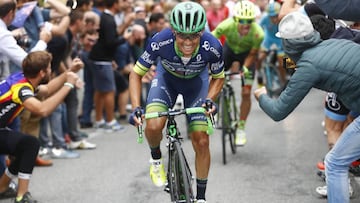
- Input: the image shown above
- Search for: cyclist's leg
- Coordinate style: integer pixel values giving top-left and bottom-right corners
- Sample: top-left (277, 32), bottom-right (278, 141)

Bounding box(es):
top-left (182, 70), bottom-right (210, 200)
top-left (239, 53), bottom-right (255, 131)
top-left (145, 104), bottom-right (168, 187)
top-left (225, 49), bottom-right (254, 145)
top-left (145, 69), bottom-right (178, 187)
top-left (191, 131), bottom-right (210, 201)
top-left (145, 67), bottom-right (179, 151)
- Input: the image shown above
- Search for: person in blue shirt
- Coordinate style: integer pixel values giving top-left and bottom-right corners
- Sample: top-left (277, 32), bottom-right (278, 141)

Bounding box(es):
top-left (128, 2), bottom-right (224, 202)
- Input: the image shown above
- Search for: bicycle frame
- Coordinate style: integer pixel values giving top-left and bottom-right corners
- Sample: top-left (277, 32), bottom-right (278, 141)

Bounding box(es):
top-left (137, 107), bottom-right (213, 203)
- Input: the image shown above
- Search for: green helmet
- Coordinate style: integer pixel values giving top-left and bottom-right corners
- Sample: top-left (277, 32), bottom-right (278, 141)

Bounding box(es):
top-left (170, 2), bottom-right (207, 34)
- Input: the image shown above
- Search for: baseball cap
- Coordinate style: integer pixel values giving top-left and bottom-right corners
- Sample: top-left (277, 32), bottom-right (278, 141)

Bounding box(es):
top-left (276, 12), bottom-right (314, 39)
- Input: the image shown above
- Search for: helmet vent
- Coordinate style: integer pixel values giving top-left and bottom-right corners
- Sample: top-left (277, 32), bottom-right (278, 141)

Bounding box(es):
top-left (186, 13), bottom-right (191, 32)
top-left (178, 11), bottom-right (184, 31)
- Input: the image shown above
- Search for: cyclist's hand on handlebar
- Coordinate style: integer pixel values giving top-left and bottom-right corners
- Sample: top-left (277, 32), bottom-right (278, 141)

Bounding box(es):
top-left (202, 98), bottom-right (218, 115)
top-left (128, 106), bottom-right (144, 126)
top-left (242, 66), bottom-right (252, 80)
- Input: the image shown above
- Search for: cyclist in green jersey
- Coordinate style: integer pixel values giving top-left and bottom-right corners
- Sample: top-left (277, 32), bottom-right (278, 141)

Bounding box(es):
top-left (212, 0), bottom-right (264, 146)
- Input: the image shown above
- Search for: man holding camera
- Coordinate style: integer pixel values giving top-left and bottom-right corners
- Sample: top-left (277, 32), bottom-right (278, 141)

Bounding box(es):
top-left (0, 0), bottom-right (52, 80)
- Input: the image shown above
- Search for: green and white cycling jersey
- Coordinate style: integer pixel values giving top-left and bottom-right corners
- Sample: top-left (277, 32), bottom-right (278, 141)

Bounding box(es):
top-left (212, 18), bottom-right (264, 54)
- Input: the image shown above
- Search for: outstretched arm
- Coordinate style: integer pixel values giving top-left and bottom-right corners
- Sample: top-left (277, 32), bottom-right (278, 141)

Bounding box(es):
top-left (23, 72), bottom-right (79, 117)
top-left (38, 58), bottom-right (84, 96)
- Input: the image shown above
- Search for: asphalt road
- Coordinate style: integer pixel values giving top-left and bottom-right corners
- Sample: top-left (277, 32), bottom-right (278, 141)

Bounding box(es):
top-left (1, 79), bottom-right (359, 203)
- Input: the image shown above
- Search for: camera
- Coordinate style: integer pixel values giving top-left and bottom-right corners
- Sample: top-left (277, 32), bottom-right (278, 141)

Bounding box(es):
top-left (16, 35), bottom-right (32, 49)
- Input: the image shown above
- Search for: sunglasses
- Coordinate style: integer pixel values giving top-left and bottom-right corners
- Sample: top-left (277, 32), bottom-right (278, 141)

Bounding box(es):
top-left (237, 19), bottom-right (254, 25)
top-left (175, 32), bottom-right (202, 40)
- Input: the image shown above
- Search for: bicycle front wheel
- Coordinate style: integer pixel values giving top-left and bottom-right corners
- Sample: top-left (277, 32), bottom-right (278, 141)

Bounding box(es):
top-left (168, 141), bottom-right (194, 203)
top-left (220, 92), bottom-right (230, 165)
top-left (228, 91), bottom-right (238, 154)
top-left (265, 64), bottom-right (282, 98)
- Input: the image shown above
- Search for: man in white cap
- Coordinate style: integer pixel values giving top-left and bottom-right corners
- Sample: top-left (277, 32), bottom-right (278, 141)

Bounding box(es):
top-left (254, 11), bottom-right (360, 203)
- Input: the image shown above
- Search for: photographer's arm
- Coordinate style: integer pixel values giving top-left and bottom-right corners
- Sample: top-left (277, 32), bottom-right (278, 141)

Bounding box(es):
top-left (0, 30), bottom-right (27, 67)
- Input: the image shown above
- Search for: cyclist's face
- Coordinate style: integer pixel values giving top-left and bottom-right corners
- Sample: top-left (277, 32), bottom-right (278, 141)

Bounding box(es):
top-left (174, 32), bottom-right (202, 57)
top-left (270, 15), bottom-right (279, 24)
top-left (237, 19), bottom-right (254, 36)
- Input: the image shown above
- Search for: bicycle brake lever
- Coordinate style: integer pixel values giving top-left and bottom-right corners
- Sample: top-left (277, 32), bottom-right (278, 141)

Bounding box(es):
top-left (205, 100), bottom-right (216, 129)
top-left (135, 111), bottom-right (143, 144)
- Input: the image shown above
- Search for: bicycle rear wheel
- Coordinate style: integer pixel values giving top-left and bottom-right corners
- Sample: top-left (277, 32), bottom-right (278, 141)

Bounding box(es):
top-left (168, 141), bottom-right (194, 203)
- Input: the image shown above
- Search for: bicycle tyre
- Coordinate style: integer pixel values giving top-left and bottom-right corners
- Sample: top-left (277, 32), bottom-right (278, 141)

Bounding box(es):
top-left (228, 91), bottom-right (238, 154)
top-left (221, 91), bottom-right (230, 165)
top-left (168, 141), bottom-right (194, 203)
top-left (265, 63), bottom-right (282, 98)
top-left (215, 91), bottom-right (223, 128)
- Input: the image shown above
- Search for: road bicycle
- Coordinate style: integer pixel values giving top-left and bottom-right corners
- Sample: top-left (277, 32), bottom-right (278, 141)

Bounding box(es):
top-left (260, 46), bottom-right (285, 98)
top-left (215, 71), bottom-right (242, 165)
top-left (136, 107), bottom-right (214, 203)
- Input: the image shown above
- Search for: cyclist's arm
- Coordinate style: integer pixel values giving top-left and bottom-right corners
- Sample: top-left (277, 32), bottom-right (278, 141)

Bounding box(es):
top-left (129, 63), bottom-right (145, 110)
top-left (208, 77), bottom-right (224, 101)
top-left (243, 48), bottom-right (259, 68)
top-left (257, 65), bottom-right (316, 121)
top-left (23, 85), bottom-right (73, 117)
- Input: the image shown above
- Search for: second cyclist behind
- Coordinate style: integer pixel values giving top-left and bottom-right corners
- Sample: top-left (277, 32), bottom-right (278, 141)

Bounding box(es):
top-left (257, 1), bottom-right (287, 89)
top-left (212, 0), bottom-right (264, 146)
top-left (128, 2), bottom-right (225, 203)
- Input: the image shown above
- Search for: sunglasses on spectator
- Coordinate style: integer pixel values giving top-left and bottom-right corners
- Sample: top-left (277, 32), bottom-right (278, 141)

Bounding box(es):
top-left (175, 32), bottom-right (202, 40)
top-left (237, 19), bottom-right (254, 25)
